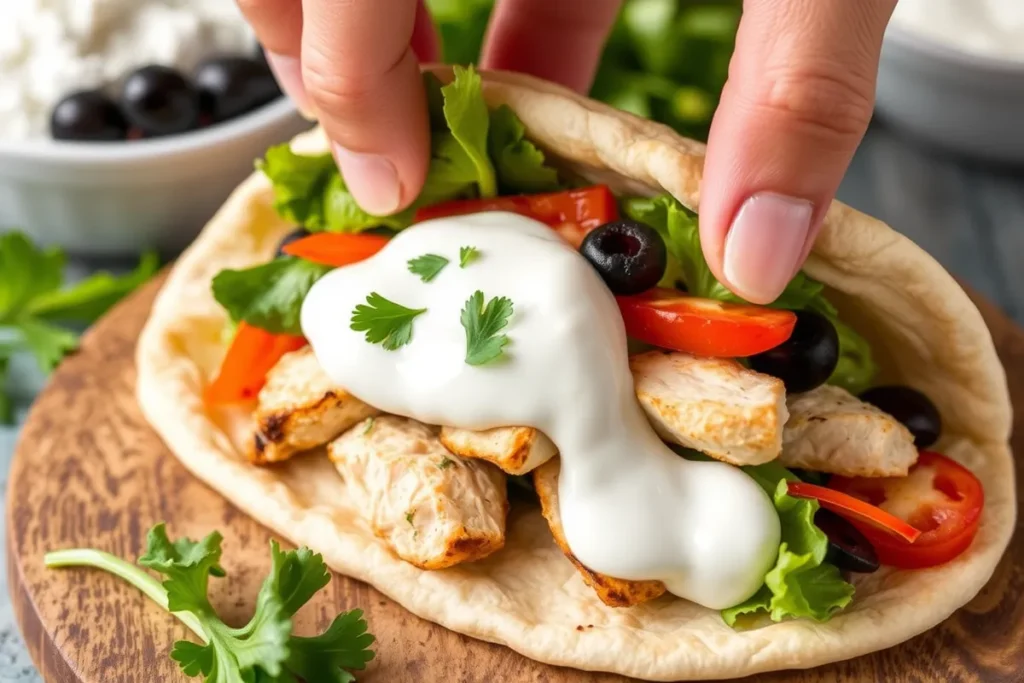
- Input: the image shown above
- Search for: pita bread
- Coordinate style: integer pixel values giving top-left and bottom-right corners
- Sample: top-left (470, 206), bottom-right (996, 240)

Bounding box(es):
top-left (136, 68), bottom-right (1016, 680)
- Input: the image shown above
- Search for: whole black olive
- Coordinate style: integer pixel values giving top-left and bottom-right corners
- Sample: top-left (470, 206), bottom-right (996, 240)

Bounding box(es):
top-left (120, 65), bottom-right (201, 137)
top-left (50, 90), bottom-right (128, 142)
top-left (815, 508), bottom-right (879, 574)
top-left (860, 385), bottom-right (941, 447)
top-left (749, 311), bottom-right (839, 393)
top-left (580, 220), bottom-right (667, 295)
top-left (195, 56), bottom-right (282, 123)
top-left (276, 227), bottom-right (311, 256)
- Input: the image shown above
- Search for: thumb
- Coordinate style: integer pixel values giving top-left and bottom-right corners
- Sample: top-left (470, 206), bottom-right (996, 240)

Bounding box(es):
top-left (300, 0), bottom-right (430, 216)
top-left (698, 0), bottom-right (896, 304)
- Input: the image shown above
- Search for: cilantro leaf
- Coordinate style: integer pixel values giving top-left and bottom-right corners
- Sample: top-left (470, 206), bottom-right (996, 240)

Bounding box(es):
top-left (0, 231), bottom-right (156, 395)
top-left (407, 254), bottom-right (450, 283)
top-left (264, 541), bottom-right (331, 618)
top-left (350, 293), bottom-right (427, 350)
top-left (459, 246), bottom-right (479, 268)
top-left (461, 290), bottom-right (513, 365)
top-left (722, 467), bottom-right (854, 626)
top-left (487, 105), bottom-right (560, 194)
top-left (0, 233), bottom-right (65, 320)
top-left (285, 609), bottom-right (375, 683)
top-left (0, 358), bottom-right (11, 424)
top-left (15, 319), bottom-right (80, 373)
top-left (47, 524), bottom-right (376, 683)
top-left (28, 251), bottom-right (160, 323)
top-left (441, 65), bottom-right (497, 198)
top-left (622, 194), bottom-right (877, 393)
top-left (137, 524), bottom-right (227, 612)
top-left (212, 258), bottom-right (331, 335)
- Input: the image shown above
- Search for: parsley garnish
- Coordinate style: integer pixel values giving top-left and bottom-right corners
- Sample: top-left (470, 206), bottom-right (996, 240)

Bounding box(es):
top-left (405, 511), bottom-right (415, 526)
top-left (459, 246), bottom-right (480, 268)
top-left (44, 523), bottom-right (375, 683)
top-left (461, 290), bottom-right (513, 366)
top-left (350, 293), bottom-right (427, 351)
top-left (0, 232), bottom-right (158, 423)
top-left (438, 457), bottom-right (454, 470)
top-left (363, 417), bottom-right (376, 435)
top-left (407, 254), bottom-right (450, 282)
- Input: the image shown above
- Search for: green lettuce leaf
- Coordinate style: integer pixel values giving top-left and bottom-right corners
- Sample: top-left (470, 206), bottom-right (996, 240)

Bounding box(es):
top-left (440, 65), bottom-right (497, 198)
top-left (723, 464), bottom-right (854, 626)
top-left (258, 145), bottom-right (338, 230)
top-left (211, 257), bottom-right (331, 336)
top-left (487, 105), bottom-right (561, 194)
top-left (622, 194), bottom-right (877, 393)
top-left (258, 66), bottom-right (564, 239)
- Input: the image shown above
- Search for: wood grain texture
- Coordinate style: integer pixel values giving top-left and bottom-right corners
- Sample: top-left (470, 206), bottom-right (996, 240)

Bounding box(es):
top-left (4, 275), bottom-right (1023, 683)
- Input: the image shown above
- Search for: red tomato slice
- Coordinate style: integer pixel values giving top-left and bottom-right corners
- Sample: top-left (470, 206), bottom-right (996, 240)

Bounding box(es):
top-left (829, 451), bottom-right (985, 569)
top-left (787, 482), bottom-right (922, 543)
top-left (615, 288), bottom-right (796, 357)
top-left (414, 186), bottom-right (618, 242)
top-left (204, 323), bottom-right (307, 404)
top-left (281, 232), bottom-right (389, 267)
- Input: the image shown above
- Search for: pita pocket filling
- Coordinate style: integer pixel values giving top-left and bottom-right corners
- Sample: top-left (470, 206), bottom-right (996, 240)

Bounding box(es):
top-left (137, 66), bottom-right (1015, 680)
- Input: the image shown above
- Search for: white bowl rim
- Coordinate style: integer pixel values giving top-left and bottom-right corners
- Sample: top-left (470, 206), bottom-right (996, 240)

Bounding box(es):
top-left (885, 23), bottom-right (1024, 75)
top-left (0, 97), bottom-right (305, 165)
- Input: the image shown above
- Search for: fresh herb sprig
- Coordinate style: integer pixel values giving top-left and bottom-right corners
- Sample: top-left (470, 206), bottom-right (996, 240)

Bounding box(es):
top-left (461, 291), bottom-right (513, 365)
top-left (45, 524), bottom-right (375, 683)
top-left (407, 254), bottom-right (450, 283)
top-left (0, 231), bottom-right (159, 423)
top-left (459, 246), bottom-right (480, 268)
top-left (350, 293), bottom-right (427, 351)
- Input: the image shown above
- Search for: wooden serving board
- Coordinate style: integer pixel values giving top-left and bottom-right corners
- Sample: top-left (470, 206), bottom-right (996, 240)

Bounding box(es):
top-left (5, 274), bottom-right (1024, 683)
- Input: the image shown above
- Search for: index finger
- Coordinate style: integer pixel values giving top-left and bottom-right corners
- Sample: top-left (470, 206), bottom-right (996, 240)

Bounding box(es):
top-left (300, 0), bottom-right (430, 216)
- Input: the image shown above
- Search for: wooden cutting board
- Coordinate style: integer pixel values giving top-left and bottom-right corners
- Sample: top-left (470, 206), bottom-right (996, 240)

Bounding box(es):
top-left (6, 274), bottom-right (1024, 683)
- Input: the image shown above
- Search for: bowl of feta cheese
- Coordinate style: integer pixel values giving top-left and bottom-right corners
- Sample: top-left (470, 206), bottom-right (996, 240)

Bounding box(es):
top-left (875, 0), bottom-right (1024, 165)
top-left (0, 0), bottom-right (312, 255)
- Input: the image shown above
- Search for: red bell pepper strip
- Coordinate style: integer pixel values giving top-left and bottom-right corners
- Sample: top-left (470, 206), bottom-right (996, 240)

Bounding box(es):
top-left (787, 482), bottom-right (923, 543)
top-left (281, 232), bottom-right (390, 267)
top-left (414, 185), bottom-right (618, 242)
top-left (204, 322), bottom-right (308, 404)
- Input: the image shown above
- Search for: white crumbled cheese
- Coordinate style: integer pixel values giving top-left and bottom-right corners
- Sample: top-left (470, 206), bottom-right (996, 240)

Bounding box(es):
top-left (890, 0), bottom-right (1024, 61)
top-left (0, 0), bottom-right (255, 139)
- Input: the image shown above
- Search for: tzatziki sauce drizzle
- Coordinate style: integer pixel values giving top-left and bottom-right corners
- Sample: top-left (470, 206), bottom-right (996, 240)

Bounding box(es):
top-left (302, 212), bottom-right (781, 609)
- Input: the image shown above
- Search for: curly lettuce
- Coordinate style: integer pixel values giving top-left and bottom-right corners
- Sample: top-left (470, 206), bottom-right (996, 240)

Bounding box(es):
top-left (724, 462), bottom-right (855, 626)
top-left (256, 66), bottom-right (562, 237)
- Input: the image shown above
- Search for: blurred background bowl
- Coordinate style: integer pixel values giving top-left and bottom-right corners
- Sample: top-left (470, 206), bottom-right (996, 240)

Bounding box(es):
top-left (875, 25), bottom-right (1024, 166)
top-left (0, 98), bottom-right (311, 257)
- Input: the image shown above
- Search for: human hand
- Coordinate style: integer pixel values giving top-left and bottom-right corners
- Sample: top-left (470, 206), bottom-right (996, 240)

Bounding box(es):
top-left (240, 0), bottom-right (895, 305)
top-left (236, 0), bottom-right (620, 216)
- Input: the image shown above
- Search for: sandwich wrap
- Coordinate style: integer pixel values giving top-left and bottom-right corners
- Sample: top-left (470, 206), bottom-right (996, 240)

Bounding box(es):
top-left (136, 67), bottom-right (1016, 680)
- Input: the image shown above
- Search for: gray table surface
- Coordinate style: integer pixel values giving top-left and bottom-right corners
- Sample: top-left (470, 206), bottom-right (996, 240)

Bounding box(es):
top-left (1, 120), bottom-right (1022, 682)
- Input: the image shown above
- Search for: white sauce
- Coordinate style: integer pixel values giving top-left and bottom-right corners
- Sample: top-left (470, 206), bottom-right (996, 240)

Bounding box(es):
top-left (889, 0), bottom-right (1024, 61)
top-left (0, 0), bottom-right (254, 139)
top-left (302, 212), bottom-right (780, 609)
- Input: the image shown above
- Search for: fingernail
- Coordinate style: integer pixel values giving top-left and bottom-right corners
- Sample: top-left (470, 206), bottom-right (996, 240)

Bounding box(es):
top-left (264, 51), bottom-right (315, 120)
top-left (332, 144), bottom-right (402, 216)
top-left (723, 193), bottom-right (814, 304)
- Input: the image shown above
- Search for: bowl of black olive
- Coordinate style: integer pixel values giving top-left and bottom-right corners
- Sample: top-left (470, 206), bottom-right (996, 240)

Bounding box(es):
top-left (0, 50), bottom-right (312, 256)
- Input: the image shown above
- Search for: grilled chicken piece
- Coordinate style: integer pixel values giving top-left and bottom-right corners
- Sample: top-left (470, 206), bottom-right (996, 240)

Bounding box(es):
top-left (439, 426), bottom-right (557, 475)
top-left (630, 351), bottom-right (788, 466)
top-left (781, 384), bottom-right (918, 477)
top-left (329, 416), bottom-right (508, 570)
top-left (249, 347), bottom-right (379, 464)
top-left (533, 457), bottom-right (666, 608)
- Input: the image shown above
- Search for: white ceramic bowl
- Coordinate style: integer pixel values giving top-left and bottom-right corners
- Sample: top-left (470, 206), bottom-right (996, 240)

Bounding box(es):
top-left (875, 25), bottom-right (1024, 165)
top-left (0, 98), bottom-right (312, 256)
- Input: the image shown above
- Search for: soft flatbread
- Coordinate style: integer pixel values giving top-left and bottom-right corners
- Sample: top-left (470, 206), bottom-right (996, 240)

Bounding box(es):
top-left (136, 67), bottom-right (1015, 680)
